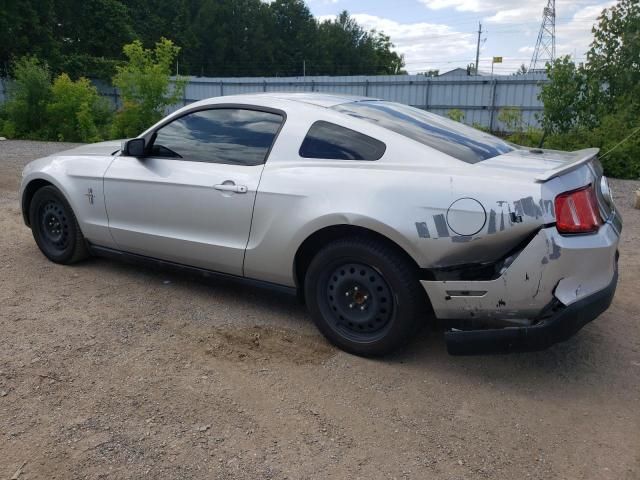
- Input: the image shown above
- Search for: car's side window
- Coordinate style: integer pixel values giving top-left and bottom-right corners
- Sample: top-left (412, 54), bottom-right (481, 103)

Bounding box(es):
top-left (150, 108), bottom-right (283, 166)
top-left (299, 121), bottom-right (386, 161)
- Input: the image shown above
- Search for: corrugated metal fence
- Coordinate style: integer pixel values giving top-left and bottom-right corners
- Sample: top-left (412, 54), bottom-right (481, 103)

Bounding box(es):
top-left (2, 73), bottom-right (549, 132)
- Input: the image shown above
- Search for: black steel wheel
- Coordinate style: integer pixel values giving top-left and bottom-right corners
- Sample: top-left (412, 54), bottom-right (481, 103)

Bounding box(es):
top-left (29, 185), bottom-right (88, 264)
top-left (39, 200), bottom-right (71, 251)
top-left (324, 262), bottom-right (394, 342)
top-left (305, 236), bottom-right (428, 356)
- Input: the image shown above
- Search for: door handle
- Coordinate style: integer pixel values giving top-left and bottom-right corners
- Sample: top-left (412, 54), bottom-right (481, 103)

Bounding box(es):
top-left (214, 182), bottom-right (248, 194)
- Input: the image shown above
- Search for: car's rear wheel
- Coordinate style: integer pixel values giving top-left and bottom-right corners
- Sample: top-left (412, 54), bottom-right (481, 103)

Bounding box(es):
top-left (304, 237), bottom-right (427, 356)
top-left (29, 185), bottom-right (88, 264)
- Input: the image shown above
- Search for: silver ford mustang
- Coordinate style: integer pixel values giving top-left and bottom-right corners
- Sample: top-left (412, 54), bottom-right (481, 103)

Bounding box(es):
top-left (19, 93), bottom-right (622, 356)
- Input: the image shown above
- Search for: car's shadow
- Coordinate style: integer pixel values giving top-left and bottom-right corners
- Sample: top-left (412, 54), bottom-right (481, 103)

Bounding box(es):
top-left (85, 254), bottom-right (309, 319)
top-left (386, 318), bottom-right (627, 394)
top-left (75, 254), bottom-right (626, 391)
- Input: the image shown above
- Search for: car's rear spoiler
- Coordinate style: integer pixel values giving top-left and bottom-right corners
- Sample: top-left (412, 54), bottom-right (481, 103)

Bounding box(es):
top-left (534, 148), bottom-right (599, 183)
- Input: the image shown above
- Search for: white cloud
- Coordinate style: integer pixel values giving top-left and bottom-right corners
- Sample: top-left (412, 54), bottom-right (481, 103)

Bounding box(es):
top-left (341, 14), bottom-right (476, 73)
top-left (314, 1), bottom-right (615, 74)
top-left (419, 0), bottom-right (485, 12)
top-left (418, 0), bottom-right (612, 26)
top-left (396, 1), bottom-right (613, 72)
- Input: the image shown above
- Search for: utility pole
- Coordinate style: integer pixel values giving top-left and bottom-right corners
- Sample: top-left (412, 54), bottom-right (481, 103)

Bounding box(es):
top-left (303, 60), bottom-right (306, 78)
top-left (474, 22), bottom-right (483, 75)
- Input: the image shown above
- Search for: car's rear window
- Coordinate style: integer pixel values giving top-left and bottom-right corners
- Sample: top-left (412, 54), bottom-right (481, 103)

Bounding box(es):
top-left (333, 101), bottom-right (513, 164)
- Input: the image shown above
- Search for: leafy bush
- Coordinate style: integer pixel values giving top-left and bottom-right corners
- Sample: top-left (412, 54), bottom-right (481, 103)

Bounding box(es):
top-left (472, 122), bottom-right (490, 133)
top-left (0, 119), bottom-right (16, 139)
top-left (447, 109), bottom-right (465, 123)
top-left (47, 74), bottom-right (112, 142)
top-left (111, 38), bottom-right (186, 138)
top-left (505, 128), bottom-right (544, 148)
top-left (497, 107), bottom-right (523, 134)
top-left (110, 101), bottom-right (148, 138)
top-left (537, 0), bottom-right (640, 178)
top-left (589, 98), bottom-right (640, 179)
top-left (3, 56), bottom-right (51, 138)
top-left (507, 107), bottom-right (639, 179)
top-left (538, 57), bottom-right (593, 134)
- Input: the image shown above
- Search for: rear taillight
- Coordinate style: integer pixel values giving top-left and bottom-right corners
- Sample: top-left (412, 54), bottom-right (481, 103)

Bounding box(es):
top-left (555, 185), bottom-right (602, 234)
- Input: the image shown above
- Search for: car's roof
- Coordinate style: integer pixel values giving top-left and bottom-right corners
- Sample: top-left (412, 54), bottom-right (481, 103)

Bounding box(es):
top-left (261, 92), bottom-right (380, 108)
top-left (223, 92), bottom-right (380, 108)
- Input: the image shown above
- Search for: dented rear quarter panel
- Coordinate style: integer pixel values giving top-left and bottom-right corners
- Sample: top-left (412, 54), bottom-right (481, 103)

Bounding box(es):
top-left (244, 100), bottom-right (618, 326)
top-left (421, 161), bottom-right (620, 322)
top-left (244, 104), bottom-right (553, 287)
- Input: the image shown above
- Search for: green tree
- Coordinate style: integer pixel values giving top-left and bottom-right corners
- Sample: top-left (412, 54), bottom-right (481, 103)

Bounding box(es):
top-left (0, 0), bottom-right (405, 79)
top-left (47, 73), bottom-right (112, 142)
top-left (55, 0), bottom-right (135, 78)
top-left (539, 56), bottom-right (588, 134)
top-left (514, 64), bottom-right (528, 75)
top-left (2, 56), bottom-right (51, 138)
top-left (190, 0), bottom-right (274, 76)
top-left (0, 1), bottom-right (58, 76)
top-left (111, 38), bottom-right (186, 137)
top-left (269, 0), bottom-right (318, 76)
top-left (587, 0), bottom-right (640, 107)
top-left (316, 11), bottom-right (404, 75)
top-left (127, 0), bottom-right (198, 66)
top-left (370, 31), bottom-right (406, 75)
top-left (538, 1), bottom-right (640, 178)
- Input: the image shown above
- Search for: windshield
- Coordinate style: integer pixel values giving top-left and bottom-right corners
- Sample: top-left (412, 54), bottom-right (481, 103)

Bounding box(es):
top-left (333, 101), bottom-right (513, 164)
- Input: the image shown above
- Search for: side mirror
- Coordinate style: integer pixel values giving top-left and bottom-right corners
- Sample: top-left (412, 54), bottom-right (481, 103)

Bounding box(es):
top-left (121, 138), bottom-right (146, 157)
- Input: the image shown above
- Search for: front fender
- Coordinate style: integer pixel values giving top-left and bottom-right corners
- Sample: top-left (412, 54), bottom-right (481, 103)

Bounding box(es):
top-left (21, 170), bottom-right (76, 226)
top-left (19, 154), bottom-right (117, 248)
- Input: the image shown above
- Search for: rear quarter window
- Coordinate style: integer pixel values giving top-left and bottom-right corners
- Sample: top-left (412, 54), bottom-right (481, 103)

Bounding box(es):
top-left (333, 101), bottom-right (513, 164)
top-left (299, 121), bottom-right (386, 161)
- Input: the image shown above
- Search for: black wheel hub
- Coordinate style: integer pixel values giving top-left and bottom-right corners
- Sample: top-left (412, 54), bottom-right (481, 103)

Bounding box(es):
top-left (39, 201), bottom-right (70, 250)
top-left (326, 263), bottom-right (393, 337)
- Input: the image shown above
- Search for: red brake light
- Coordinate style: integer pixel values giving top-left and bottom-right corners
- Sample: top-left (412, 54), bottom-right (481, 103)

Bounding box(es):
top-left (554, 185), bottom-right (602, 234)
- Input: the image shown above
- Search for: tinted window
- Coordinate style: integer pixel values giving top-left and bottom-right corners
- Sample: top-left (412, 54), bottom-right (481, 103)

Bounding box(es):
top-left (333, 101), bottom-right (513, 164)
top-left (299, 121), bottom-right (386, 160)
top-left (150, 108), bottom-right (283, 166)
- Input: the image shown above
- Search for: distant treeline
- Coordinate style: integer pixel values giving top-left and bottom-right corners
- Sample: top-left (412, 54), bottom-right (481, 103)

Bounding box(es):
top-left (0, 0), bottom-right (406, 80)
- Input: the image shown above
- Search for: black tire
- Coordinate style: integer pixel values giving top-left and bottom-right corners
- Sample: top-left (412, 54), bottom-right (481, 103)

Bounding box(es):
top-left (29, 185), bottom-right (89, 264)
top-left (304, 237), bottom-right (428, 356)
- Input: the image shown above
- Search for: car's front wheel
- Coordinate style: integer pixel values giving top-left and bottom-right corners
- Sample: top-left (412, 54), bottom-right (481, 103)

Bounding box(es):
top-left (304, 237), bottom-right (427, 356)
top-left (29, 185), bottom-right (89, 264)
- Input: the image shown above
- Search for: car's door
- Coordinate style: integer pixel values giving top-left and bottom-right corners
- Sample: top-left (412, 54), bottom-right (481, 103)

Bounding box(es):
top-left (103, 106), bottom-right (284, 276)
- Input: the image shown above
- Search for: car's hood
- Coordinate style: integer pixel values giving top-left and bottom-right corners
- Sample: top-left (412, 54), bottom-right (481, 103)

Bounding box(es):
top-left (56, 140), bottom-right (124, 157)
top-left (474, 147), bottom-right (599, 182)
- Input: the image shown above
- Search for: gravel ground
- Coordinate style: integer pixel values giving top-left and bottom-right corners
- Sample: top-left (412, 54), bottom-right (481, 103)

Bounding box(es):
top-left (1, 140), bottom-right (639, 479)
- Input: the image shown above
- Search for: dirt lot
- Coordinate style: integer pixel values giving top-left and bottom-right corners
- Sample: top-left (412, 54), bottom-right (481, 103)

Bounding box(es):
top-left (1, 140), bottom-right (639, 479)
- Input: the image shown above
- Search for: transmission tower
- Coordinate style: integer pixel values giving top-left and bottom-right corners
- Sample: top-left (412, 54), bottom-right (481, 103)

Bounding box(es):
top-left (530, 0), bottom-right (556, 71)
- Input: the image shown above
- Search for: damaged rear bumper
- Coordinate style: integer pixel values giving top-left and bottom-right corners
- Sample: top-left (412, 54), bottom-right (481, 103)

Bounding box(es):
top-left (421, 223), bottom-right (619, 321)
top-left (420, 219), bottom-right (620, 355)
top-left (444, 266), bottom-right (617, 355)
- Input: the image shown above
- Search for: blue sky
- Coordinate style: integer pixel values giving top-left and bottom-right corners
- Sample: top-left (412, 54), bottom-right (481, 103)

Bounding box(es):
top-left (305, 0), bottom-right (616, 74)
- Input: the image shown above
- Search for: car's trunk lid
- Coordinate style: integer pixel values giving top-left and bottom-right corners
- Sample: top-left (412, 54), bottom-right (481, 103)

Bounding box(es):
top-left (474, 147), bottom-right (600, 182)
